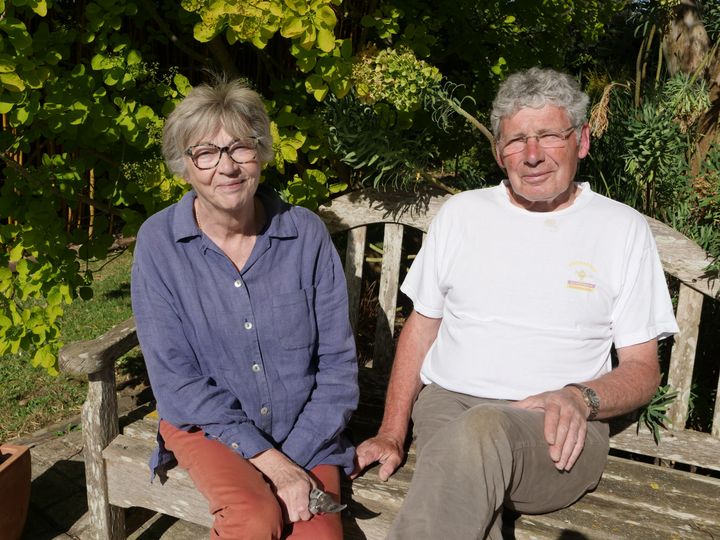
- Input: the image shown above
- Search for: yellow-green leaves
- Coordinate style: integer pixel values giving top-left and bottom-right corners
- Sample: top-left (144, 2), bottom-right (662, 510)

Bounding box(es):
top-left (284, 169), bottom-right (329, 211)
top-left (490, 56), bottom-right (507, 76)
top-left (183, 0), bottom-right (344, 101)
top-left (9, 243), bottom-right (24, 263)
top-left (271, 120), bottom-right (307, 173)
top-left (32, 345), bottom-right (58, 375)
top-left (316, 28), bottom-right (335, 53)
top-left (282, 16), bottom-right (305, 39)
top-left (304, 73), bottom-right (328, 101)
top-left (27, 0), bottom-right (48, 16)
top-left (353, 47), bottom-right (442, 112)
top-left (360, 5), bottom-right (402, 40)
top-left (0, 71), bottom-right (25, 92)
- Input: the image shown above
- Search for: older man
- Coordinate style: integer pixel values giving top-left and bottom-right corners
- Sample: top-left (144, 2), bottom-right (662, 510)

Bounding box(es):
top-left (352, 67), bottom-right (679, 539)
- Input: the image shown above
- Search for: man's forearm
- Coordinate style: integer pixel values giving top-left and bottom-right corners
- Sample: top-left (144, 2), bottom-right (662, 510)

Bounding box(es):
top-left (577, 339), bottom-right (661, 420)
top-left (377, 310), bottom-right (441, 441)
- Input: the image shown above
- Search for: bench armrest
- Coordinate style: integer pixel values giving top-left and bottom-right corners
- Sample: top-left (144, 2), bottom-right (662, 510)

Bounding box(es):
top-left (59, 316), bottom-right (138, 377)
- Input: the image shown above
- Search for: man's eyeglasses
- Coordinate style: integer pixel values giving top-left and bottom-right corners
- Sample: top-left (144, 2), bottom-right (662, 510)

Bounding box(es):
top-left (499, 126), bottom-right (578, 156)
top-left (185, 137), bottom-right (259, 170)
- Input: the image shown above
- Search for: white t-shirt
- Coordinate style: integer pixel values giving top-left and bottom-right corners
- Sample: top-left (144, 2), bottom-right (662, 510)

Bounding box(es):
top-left (401, 182), bottom-right (679, 400)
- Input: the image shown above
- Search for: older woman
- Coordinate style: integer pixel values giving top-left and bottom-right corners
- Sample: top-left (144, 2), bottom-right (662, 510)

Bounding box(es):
top-left (130, 79), bottom-right (358, 539)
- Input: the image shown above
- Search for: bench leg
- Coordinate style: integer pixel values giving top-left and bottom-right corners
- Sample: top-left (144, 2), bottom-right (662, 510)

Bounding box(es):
top-left (83, 366), bottom-right (126, 540)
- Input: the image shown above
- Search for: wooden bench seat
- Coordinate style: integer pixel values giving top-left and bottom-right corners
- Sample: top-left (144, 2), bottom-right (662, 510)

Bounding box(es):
top-left (60, 188), bottom-right (720, 539)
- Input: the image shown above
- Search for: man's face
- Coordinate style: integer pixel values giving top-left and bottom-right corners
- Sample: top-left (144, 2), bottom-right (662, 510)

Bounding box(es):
top-left (495, 104), bottom-right (590, 212)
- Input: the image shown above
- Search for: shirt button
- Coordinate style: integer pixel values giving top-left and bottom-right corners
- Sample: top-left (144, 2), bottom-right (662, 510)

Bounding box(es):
top-left (234, 279), bottom-right (243, 288)
top-left (251, 363), bottom-right (261, 373)
top-left (244, 321), bottom-right (253, 330)
top-left (260, 406), bottom-right (270, 416)
top-left (231, 442), bottom-right (239, 449)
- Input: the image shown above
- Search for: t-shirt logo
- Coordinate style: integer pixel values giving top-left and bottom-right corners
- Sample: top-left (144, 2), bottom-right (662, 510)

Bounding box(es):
top-left (567, 261), bottom-right (597, 292)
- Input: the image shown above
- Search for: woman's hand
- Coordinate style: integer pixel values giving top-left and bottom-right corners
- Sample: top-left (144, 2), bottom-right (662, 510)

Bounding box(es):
top-left (250, 448), bottom-right (317, 522)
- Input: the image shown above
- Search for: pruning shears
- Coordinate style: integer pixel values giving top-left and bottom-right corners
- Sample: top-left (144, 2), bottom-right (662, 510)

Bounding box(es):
top-left (308, 487), bottom-right (346, 514)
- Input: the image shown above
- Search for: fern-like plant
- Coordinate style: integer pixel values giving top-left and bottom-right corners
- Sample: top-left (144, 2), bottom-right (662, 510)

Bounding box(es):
top-left (637, 384), bottom-right (679, 444)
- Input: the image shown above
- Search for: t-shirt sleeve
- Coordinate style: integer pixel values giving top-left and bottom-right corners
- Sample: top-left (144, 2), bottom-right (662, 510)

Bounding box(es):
top-left (611, 219), bottom-right (679, 348)
top-left (400, 210), bottom-right (446, 319)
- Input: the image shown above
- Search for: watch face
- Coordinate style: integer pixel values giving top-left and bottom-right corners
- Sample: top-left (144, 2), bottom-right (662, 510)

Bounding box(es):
top-left (584, 387), bottom-right (600, 408)
top-left (565, 383), bottom-right (600, 419)
top-left (581, 387), bottom-right (600, 419)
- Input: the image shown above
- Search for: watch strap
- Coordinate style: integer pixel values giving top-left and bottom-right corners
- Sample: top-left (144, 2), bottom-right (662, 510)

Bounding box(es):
top-left (564, 383), bottom-right (600, 421)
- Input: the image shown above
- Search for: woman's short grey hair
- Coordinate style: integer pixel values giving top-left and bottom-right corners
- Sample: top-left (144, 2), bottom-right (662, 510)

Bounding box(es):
top-left (490, 67), bottom-right (589, 139)
top-left (162, 79), bottom-right (274, 178)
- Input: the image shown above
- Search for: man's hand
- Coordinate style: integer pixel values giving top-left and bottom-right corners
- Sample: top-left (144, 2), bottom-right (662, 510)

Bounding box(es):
top-left (249, 449), bottom-right (316, 523)
top-left (512, 387), bottom-right (590, 471)
top-left (351, 433), bottom-right (405, 481)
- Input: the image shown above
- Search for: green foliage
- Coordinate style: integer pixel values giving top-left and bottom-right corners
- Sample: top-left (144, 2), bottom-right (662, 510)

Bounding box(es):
top-left (0, 0), bottom-right (634, 375)
top-left (591, 74), bottom-right (720, 265)
top-left (622, 99), bottom-right (690, 217)
top-left (637, 384), bottom-right (678, 444)
top-left (0, 249), bottom-right (133, 440)
top-left (326, 96), bottom-right (437, 189)
top-left (0, 0), bottom-right (189, 373)
top-left (353, 46), bottom-right (442, 112)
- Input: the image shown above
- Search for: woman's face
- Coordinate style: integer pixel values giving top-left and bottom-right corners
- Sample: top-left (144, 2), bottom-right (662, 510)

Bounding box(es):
top-left (184, 126), bottom-right (261, 216)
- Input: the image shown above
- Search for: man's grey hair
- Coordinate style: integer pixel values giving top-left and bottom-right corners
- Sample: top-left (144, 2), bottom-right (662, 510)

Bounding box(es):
top-left (490, 67), bottom-right (589, 139)
top-left (162, 79), bottom-right (274, 178)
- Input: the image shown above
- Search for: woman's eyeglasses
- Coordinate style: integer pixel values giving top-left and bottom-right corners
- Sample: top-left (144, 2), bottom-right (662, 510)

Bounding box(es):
top-left (185, 137), bottom-right (259, 170)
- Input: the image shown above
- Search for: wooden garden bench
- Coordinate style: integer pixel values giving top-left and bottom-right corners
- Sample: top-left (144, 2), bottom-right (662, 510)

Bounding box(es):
top-left (59, 188), bottom-right (720, 539)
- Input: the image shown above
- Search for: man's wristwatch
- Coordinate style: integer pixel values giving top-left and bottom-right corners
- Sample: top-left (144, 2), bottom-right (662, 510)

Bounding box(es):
top-left (564, 383), bottom-right (600, 420)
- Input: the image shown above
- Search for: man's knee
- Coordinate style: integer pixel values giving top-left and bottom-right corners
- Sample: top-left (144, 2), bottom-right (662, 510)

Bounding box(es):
top-left (419, 404), bottom-right (517, 466)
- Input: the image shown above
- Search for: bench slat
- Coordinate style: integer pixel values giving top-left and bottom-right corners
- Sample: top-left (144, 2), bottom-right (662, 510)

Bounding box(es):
top-left (317, 189), bottom-right (449, 235)
top-left (345, 226), bottom-right (367, 333)
top-left (122, 417), bottom-right (158, 442)
top-left (374, 224), bottom-right (404, 371)
top-left (513, 455), bottom-right (720, 540)
top-left (645, 217), bottom-right (719, 300)
top-left (104, 434), bottom-right (213, 528)
top-left (346, 452), bottom-right (720, 540)
top-left (667, 283), bottom-right (704, 429)
top-left (609, 422), bottom-right (720, 471)
top-left (715, 374), bottom-right (720, 438)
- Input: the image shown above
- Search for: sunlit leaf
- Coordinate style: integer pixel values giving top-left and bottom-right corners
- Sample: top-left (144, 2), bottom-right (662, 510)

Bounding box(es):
top-left (9, 243), bottom-right (24, 262)
top-left (281, 15), bottom-right (305, 38)
top-left (314, 5), bottom-right (337, 29)
top-left (316, 28), bottom-right (335, 53)
top-left (0, 72), bottom-right (25, 92)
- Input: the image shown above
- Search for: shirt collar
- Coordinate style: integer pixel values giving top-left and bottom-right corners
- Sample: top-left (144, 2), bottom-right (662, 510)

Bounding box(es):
top-left (172, 184), bottom-right (298, 243)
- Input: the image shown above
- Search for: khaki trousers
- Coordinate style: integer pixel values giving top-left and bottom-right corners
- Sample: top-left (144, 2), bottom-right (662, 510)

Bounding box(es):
top-left (159, 420), bottom-right (343, 540)
top-left (389, 384), bottom-right (609, 540)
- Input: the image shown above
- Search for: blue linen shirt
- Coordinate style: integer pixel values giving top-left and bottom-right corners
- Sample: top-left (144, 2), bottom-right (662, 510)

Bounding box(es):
top-left (131, 186), bottom-right (359, 477)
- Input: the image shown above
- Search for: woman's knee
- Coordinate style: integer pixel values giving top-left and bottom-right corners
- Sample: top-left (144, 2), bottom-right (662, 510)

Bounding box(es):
top-left (286, 512), bottom-right (342, 540)
top-left (212, 494), bottom-right (284, 540)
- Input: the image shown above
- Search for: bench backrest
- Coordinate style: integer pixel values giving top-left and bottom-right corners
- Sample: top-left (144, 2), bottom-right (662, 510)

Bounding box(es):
top-left (60, 188), bottom-right (720, 472)
top-left (319, 189), bottom-right (720, 471)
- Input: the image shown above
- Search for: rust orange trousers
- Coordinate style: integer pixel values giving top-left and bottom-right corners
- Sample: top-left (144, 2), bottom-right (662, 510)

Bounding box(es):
top-left (159, 420), bottom-right (343, 540)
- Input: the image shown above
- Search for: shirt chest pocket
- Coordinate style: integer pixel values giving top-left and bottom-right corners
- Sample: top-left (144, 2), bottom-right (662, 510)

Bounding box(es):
top-left (272, 288), bottom-right (315, 350)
